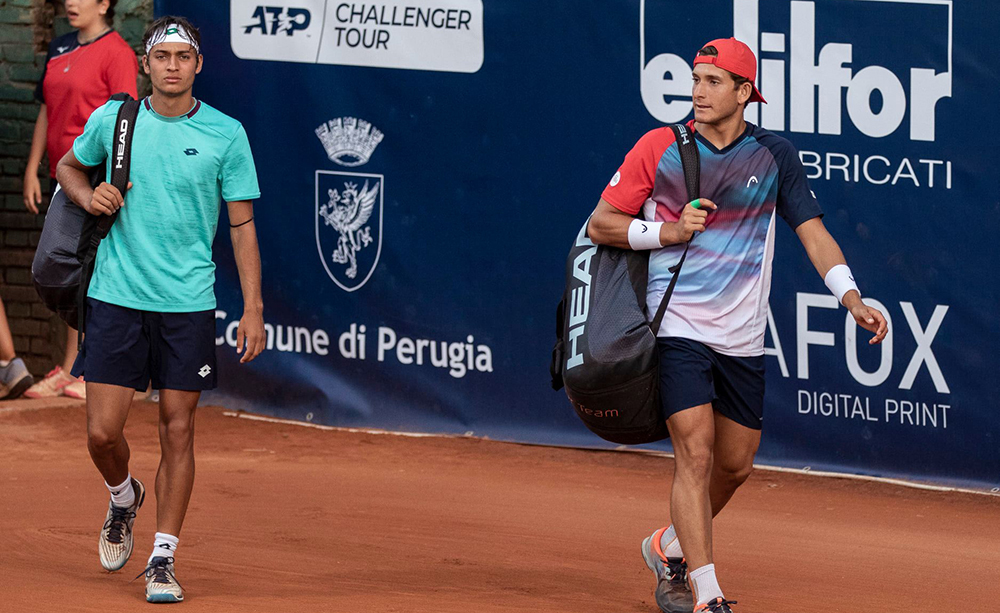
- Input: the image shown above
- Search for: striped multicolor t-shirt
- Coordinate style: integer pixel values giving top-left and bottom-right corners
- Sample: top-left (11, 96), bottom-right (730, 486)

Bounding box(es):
top-left (601, 121), bottom-right (822, 357)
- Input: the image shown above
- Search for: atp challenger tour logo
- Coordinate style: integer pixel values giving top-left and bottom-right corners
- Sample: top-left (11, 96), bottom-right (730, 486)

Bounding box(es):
top-left (243, 5), bottom-right (312, 36)
top-left (640, 0), bottom-right (954, 188)
top-left (230, 0), bottom-right (484, 73)
top-left (315, 117), bottom-right (385, 292)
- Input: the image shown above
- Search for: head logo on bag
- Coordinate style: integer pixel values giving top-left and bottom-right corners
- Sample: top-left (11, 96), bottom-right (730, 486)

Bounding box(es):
top-left (115, 118), bottom-right (130, 169)
top-left (566, 229), bottom-right (598, 370)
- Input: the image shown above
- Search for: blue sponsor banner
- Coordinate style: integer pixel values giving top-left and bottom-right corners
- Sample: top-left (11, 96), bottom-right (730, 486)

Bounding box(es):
top-left (157, 0), bottom-right (998, 490)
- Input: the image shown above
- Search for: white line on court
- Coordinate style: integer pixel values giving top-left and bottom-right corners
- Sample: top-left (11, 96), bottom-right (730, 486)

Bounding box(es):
top-left (221, 411), bottom-right (1000, 498)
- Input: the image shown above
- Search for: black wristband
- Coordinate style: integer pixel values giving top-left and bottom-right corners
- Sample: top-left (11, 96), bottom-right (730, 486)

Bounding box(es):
top-left (230, 216), bottom-right (254, 228)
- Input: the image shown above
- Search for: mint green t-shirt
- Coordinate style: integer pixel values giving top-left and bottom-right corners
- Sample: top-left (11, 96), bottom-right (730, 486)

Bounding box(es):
top-left (72, 97), bottom-right (260, 312)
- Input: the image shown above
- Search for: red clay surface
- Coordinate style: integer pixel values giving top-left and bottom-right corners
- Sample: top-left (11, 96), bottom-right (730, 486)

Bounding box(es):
top-left (1, 399), bottom-right (998, 613)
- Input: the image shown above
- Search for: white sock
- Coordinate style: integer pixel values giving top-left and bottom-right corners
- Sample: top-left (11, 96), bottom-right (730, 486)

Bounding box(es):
top-left (0, 359), bottom-right (10, 368)
top-left (150, 532), bottom-right (179, 562)
top-left (106, 475), bottom-right (135, 508)
top-left (689, 564), bottom-right (724, 606)
top-left (659, 524), bottom-right (684, 558)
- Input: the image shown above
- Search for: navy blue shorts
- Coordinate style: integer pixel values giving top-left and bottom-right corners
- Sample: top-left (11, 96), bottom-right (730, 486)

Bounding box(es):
top-left (658, 337), bottom-right (765, 430)
top-left (72, 298), bottom-right (217, 392)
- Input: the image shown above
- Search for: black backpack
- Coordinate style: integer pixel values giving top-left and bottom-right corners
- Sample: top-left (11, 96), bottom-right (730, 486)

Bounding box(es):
top-left (550, 124), bottom-right (700, 445)
top-left (31, 93), bottom-right (139, 339)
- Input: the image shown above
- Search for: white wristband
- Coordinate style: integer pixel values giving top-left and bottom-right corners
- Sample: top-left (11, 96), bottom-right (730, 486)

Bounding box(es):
top-left (824, 264), bottom-right (859, 303)
top-left (627, 219), bottom-right (663, 250)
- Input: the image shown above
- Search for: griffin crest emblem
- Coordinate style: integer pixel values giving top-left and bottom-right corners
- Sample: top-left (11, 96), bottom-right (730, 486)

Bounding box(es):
top-left (315, 171), bottom-right (384, 292)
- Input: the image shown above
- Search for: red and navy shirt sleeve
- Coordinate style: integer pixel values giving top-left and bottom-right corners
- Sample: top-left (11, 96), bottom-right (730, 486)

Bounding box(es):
top-left (33, 34), bottom-right (71, 104)
top-left (759, 132), bottom-right (823, 229)
top-left (601, 127), bottom-right (677, 216)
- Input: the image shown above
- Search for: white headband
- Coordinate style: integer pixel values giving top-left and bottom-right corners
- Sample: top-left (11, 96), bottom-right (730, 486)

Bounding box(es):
top-left (145, 24), bottom-right (199, 55)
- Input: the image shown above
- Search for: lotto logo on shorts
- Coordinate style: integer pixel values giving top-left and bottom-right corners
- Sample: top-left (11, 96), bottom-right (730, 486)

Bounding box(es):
top-left (198, 365), bottom-right (212, 378)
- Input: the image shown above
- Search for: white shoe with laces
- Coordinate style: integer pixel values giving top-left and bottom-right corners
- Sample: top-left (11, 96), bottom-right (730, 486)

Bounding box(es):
top-left (98, 478), bottom-right (145, 571)
top-left (140, 556), bottom-right (184, 603)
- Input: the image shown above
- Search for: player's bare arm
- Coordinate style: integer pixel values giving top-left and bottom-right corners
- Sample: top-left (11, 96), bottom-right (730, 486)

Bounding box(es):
top-left (55, 149), bottom-right (132, 216)
top-left (23, 103), bottom-right (48, 214)
top-left (795, 217), bottom-right (888, 345)
top-left (228, 199), bottom-right (265, 363)
top-left (588, 198), bottom-right (718, 249)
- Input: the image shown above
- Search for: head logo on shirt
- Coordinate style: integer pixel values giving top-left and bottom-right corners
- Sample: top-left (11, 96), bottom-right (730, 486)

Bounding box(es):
top-left (610, 171), bottom-right (621, 187)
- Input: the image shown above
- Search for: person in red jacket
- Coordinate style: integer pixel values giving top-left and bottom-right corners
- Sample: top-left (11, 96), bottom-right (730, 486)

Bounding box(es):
top-left (22, 0), bottom-right (138, 400)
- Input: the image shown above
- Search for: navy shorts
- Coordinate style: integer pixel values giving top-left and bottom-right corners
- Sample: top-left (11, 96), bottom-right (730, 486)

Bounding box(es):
top-left (658, 337), bottom-right (765, 430)
top-left (72, 298), bottom-right (217, 392)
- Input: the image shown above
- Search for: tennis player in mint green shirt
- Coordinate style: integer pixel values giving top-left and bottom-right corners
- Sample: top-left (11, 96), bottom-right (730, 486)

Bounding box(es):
top-left (56, 16), bottom-right (264, 604)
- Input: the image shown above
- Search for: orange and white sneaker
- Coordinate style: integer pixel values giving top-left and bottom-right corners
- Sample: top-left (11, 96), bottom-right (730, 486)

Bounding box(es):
top-left (63, 377), bottom-right (86, 399)
top-left (641, 528), bottom-right (693, 613)
top-left (23, 366), bottom-right (75, 398)
top-left (695, 598), bottom-right (738, 613)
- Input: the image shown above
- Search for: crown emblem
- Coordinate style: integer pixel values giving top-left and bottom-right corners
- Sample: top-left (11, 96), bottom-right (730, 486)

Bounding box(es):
top-left (315, 117), bottom-right (384, 167)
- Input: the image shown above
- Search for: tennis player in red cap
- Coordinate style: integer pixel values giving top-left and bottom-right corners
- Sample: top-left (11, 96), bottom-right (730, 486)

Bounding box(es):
top-left (588, 38), bottom-right (888, 613)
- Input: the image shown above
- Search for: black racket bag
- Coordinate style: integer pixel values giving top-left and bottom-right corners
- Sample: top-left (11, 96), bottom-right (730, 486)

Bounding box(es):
top-left (31, 94), bottom-right (139, 335)
top-left (550, 124), bottom-right (699, 444)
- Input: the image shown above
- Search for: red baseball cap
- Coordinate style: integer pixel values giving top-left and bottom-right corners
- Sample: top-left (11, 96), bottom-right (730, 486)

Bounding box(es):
top-left (693, 37), bottom-right (766, 104)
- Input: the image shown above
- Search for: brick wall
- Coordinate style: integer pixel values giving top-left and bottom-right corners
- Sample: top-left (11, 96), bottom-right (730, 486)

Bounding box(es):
top-left (0, 0), bottom-right (152, 376)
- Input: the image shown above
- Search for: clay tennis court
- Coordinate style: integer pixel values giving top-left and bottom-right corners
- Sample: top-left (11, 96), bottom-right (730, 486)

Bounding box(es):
top-left (1, 398), bottom-right (997, 613)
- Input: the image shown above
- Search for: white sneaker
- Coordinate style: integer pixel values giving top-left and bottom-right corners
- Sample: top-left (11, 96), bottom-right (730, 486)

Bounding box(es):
top-left (140, 557), bottom-right (184, 603)
top-left (23, 366), bottom-right (74, 398)
top-left (98, 478), bottom-right (145, 571)
top-left (63, 378), bottom-right (86, 399)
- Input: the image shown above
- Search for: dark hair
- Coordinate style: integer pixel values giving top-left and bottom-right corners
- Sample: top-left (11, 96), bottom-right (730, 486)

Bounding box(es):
top-left (142, 15), bottom-right (202, 53)
top-left (696, 45), bottom-right (751, 90)
top-left (104, 0), bottom-right (117, 26)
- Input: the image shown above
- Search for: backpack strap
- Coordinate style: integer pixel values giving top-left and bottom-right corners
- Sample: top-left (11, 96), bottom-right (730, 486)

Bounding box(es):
top-left (77, 95), bottom-right (140, 345)
top-left (649, 123), bottom-right (700, 336)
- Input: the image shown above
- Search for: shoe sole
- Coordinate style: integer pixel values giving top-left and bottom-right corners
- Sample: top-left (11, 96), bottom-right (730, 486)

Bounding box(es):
top-left (147, 593), bottom-right (183, 603)
top-left (5, 375), bottom-right (35, 400)
top-left (23, 388), bottom-right (62, 399)
top-left (99, 480), bottom-right (146, 572)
